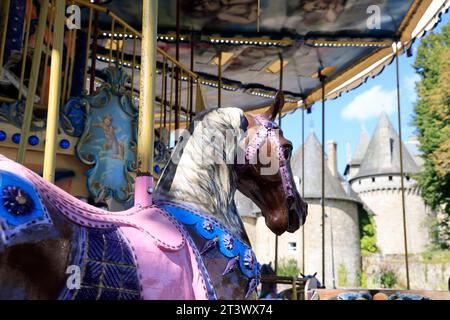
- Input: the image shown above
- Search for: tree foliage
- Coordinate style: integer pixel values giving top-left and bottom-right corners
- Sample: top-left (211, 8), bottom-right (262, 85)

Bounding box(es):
top-left (277, 258), bottom-right (300, 277)
top-left (359, 207), bottom-right (378, 254)
top-left (412, 22), bottom-right (450, 249)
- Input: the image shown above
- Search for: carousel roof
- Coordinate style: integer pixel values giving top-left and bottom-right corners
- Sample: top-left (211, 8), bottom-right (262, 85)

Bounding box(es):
top-left (86, 0), bottom-right (449, 114)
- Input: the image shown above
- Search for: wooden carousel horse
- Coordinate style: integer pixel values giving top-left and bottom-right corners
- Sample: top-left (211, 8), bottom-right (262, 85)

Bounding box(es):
top-left (0, 92), bottom-right (308, 300)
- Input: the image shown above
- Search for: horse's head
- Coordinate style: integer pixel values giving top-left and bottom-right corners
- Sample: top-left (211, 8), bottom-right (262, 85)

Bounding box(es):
top-left (236, 91), bottom-right (308, 235)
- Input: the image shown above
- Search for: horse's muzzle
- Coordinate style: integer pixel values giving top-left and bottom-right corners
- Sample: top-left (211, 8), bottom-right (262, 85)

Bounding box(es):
top-left (286, 193), bottom-right (308, 233)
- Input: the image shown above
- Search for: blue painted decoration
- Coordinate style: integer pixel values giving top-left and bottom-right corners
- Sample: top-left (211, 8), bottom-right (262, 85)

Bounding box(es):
top-left (59, 139), bottom-right (71, 149)
top-left (0, 130), bottom-right (6, 141)
top-left (60, 227), bottom-right (140, 300)
top-left (76, 67), bottom-right (138, 207)
top-left (160, 202), bottom-right (260, 299)
top-left (0, 170), bottom-right (50, 229)
top-left (0, 98), bottom-right (86, 138)
top-left (28, 135), bottom-right (39, 146)
top-left (12, 133), bottom-right (21, 144)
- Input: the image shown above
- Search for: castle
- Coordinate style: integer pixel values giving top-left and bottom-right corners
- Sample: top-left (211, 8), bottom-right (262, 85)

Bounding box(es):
top-left (237, 112), bottom-right (434, 289)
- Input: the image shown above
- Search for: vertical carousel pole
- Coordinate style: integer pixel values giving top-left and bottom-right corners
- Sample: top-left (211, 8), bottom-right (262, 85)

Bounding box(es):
top-left (16, 1), bottom-right (49, 164)
top-left (320, 71), bottom-right (326, 287)
top-left (89, 2), bottom-right (99, 94)
top-left (174, 0), bottom-right (180, 130)
top-left (217, 51), bottom-right (222, 108)
top-left (274, 52), bottom-right (284, 275)
top-left (394, 42), bottom-right (410, 290)
top-left (135, 0), bottom-right (158, 206)
top-left (42, 0), bottom-right (65, 183)
top-left (189, 31), bottom-right (194, 122)
top-left (0, 0), bottom-right (11, 67)
top-left (83, 7), bottom-right (93, 91)
top-left (301, 104), bottom-right (305, 274)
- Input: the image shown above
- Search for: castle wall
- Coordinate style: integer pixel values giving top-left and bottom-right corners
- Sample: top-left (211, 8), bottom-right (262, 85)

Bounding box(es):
top-left (243, 198), bottom-right (361, 288)
top-left (351, 175), bottom-right (430, 255)
top-left (363, 254), bottom-right (450, 290)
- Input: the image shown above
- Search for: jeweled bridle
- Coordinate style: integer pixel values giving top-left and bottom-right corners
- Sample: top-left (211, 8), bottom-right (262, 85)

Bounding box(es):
top-left (236, 115), bottom-right (295, 201)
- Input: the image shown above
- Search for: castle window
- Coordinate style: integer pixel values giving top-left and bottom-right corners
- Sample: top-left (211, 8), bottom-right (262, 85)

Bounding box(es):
top-left (406, 176), bottom-right (410, 181)
top-left (372, 177), bottom-right (376, 182)
top-left (389, 176), bottom-right (393, 181)
top-left (288, 242), bottom-right (297, 252)
top-left (359, 180), bottom-right (361, 185)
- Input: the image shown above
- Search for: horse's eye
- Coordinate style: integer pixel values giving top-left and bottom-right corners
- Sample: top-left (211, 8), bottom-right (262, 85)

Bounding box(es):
top-left (283, 147), bottom-right (292, 160)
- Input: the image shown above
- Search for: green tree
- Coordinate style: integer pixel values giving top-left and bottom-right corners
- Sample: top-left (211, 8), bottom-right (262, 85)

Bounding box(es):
top-left (277, 258), bottom-right (300, 277)
top-left (412, 22), bottom-right (450, 249)
top-left (359, 207), bottom-right (378, 254)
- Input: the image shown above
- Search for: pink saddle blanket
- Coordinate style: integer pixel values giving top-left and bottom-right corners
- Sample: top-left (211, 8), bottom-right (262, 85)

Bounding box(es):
top-left (0, 155), bottom-right (209, 300)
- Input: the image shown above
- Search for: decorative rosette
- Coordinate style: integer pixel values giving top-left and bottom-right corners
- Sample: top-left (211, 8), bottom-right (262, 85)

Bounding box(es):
top-left (2, 186), bottom-right (34, 216)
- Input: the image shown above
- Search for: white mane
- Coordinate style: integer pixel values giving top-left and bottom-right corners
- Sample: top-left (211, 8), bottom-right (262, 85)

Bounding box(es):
top-left (155, 107), bottom-right (247, 236)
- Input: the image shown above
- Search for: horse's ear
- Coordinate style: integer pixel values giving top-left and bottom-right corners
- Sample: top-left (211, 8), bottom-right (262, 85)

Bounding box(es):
top-left (269, 261), bottom-right (272, 267)
top-left (263, 91), bottom-right (284, 121)
top-left (300, 273), bottom-right (305, 278)
top-left (313, 272), bottom-right (317, 277)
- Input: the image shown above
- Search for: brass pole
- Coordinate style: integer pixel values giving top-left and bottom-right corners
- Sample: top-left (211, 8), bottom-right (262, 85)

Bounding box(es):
top-left (109, 19), bottom-right (115, 68)
top-left (137, 0), bottom-right (158, 175)
top-left (301, 105), bottom-right (305, 274)
top-left (18, 0), bottom-right (33, 100)
top-left (121, 27), bottom-right (126, 67)
top-left (43, 0), bottom-right (65, 183)
top-left (131, 35), bottom-right (137, 94)
top-left (16, 1), bottom-right (49, 164)
top-left (159, 57), bottom-right (166, 139)
top-left (189, 31), bottom-right (194, 122)
top-left (41, 1), bottom-right (55, 100)
top-left (395, 43), bottom-right (410, 290)
top-left (168, 63), bottom-right (174, 147)
top-left (66, 28), bottom-right (77, 100)
top-left (217, 51), bottom-right (222, 108)
top-left (174, 0), bottom-right (180, 130)
top-left (320, 72), bottom-right (326, 287)
top-left (278, 52), bottom-right (283, 126)
top-left (83, 7), bottom-right (93, 91)
top-left (0, 0), bottom-right (11, 67)
top-left (274, 52), bottom-right (284, 275)
top-left (89, 4), bottom-right (99, 94)
top-left (163, 57), bottom-right (168, 128)
top-left (61, 29), bottom-right (74, 104)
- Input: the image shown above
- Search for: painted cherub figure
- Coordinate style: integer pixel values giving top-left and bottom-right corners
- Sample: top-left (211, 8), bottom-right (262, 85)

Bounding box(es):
top-left (93, 113), bottom-right (124, 162)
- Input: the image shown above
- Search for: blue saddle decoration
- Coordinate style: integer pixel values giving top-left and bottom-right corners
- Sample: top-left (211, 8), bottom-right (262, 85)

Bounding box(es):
top-left (160, 201), bottom-right (260, 299)
top-left (60, 227), bottom-right (140, 300)
top-left (0, 170), bottom-right (54, 250)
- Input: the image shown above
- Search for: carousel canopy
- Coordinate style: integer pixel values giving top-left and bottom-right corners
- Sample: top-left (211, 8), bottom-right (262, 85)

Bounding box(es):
top-left (85, 0), bottom-right (449, 114)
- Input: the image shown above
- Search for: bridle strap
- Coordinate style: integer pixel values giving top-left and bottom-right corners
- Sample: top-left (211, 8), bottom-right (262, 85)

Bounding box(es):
top-left (236, 116), bottom-right (294, 199)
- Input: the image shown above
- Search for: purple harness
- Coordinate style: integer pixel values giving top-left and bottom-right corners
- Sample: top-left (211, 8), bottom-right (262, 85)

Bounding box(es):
top-left (236, 115), bottom-right (294, 199)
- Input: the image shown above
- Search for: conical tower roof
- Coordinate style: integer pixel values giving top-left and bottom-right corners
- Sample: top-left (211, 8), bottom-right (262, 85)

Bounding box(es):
top-left (352, 112), bottom-right (420, 180)
top-left (291, 132), bottom-right (360, 203)
top-left (350, 126), bottom-right (370, 165)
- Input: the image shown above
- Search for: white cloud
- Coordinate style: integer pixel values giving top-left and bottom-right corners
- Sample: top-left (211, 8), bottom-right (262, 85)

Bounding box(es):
top-left (341, 85), bottom-right (396, 121)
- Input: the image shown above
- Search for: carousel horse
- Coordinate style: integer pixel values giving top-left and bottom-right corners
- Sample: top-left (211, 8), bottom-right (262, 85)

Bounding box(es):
top-left (0, 92), bottom-right (308, 300)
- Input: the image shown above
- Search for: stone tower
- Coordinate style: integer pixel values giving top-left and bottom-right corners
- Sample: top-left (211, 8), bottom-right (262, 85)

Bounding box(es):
top-left (348, 113), bottom-right (430, 255)
top-left (236, 132), bottom-right (362, 289)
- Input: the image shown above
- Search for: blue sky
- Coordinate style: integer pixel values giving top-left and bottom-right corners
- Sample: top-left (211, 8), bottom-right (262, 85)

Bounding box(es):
top-left (282, 12), bottom-right (450, 175)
